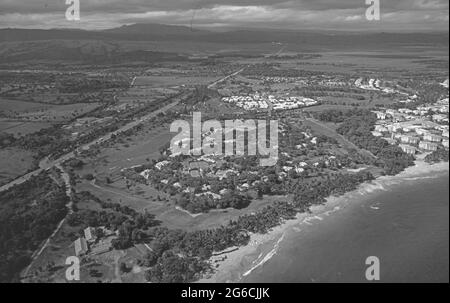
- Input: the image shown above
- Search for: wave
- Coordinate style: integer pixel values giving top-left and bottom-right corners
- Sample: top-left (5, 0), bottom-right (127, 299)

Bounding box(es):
top-left (402, 176), bottom-right (438, 181)
top-left (292, 227), bottom-right (302, 233)
top-left (324, 206), bottom-right (341, 216)
top-left (242, 233), bottom-right (285, 277)
top-left (302, 215), bottom-right (324, 225)
top-left (359, 182), bottom-right (387, 194)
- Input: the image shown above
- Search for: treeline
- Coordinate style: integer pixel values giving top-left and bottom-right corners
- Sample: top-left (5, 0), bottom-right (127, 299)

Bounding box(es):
top-left (11, 122), bottom-right (120, 160)
top-left (141, 225), bottom-right (249, 283)
top-left (315, 108), bottom-right (369, 123)
top-left (176, 191), bottom-right (251, 214)
top-left (242, 64), bottom-right (327, 78)
top-left (56, 78), bottom-right (128, 93)
top-left (292, 171), bottom-right (374, 207)
top-left (387, 83), bottom-right (448, 110)
top-left (425, 148), bottom-right (449, 164)
top-left (0, 173), bottom-right (68, 282)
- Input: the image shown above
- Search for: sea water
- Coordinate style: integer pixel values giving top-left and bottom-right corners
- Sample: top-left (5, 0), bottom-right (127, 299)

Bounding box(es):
top-left (242, 172), bottom-right (449, 283)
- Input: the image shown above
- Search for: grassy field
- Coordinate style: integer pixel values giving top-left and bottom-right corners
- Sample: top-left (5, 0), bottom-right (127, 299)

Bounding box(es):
top-left (0, 98), bottom-right (49, 112)
top-left (1, 97), bottom-right (100, 121)
top-left (0, 147), bottom-right (35, 185)
top-left (0, 121), bottom-right (53, 137)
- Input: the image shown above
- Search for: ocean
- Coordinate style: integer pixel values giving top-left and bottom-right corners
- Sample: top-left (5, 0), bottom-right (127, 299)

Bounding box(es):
top-left (241, 171), bottom-right (449, 283)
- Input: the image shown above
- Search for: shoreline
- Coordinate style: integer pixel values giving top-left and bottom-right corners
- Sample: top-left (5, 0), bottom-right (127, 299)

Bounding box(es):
top-left (197, 159), bottom-right (449, 283)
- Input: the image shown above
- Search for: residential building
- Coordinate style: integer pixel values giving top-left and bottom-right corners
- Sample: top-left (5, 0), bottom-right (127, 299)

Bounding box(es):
top-left (419, 141), bottom-right (438, 151)
top-left (399, 144), bottom-right (417, 155)
top-left (424, 134), bottom-right (442, 143)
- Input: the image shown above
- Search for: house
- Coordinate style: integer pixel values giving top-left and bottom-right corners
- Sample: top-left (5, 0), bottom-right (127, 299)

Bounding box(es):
top-left (415, 128), bottom-right (428, 136)
top-left (374, 111), bottom-right (387, 120)
top-left (400, 135), bottom-right (419, 145)
top-left (399, 144), bottom-right (417, 155)
top-left (423, 134), bottom-right (442, 143)
top-left (374, 125), bottom-right (388, 132)
top-left (91, 239), bottom-right (113, 255)
top-left (419, 141), bottom-right (438, 151)
top-left (74, 237), bottom-right (89, 256)
top-left (387, 124), bottom-right (402, 133)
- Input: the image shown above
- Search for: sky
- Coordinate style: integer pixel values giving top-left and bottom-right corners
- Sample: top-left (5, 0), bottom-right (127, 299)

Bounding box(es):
top-left (0, 0), bottom-right (448, 31)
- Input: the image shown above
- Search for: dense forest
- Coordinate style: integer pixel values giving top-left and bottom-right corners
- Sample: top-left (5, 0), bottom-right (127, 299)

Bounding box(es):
top-left (315, 109), bottom-right (415, 175)
top-left (315, 108), bottom-right (370, 123)
top-left (425, 149), bottom-right (449, 164)
top-left (0, 173), bottom-right (68, 283)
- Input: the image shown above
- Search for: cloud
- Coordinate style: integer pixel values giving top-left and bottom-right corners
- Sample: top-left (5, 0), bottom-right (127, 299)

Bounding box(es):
top-left (0, 0), bottom-right (448, 31)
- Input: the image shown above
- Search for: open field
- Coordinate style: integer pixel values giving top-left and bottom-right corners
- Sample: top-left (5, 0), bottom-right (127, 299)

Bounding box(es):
top-left (0, 120), bottom-right (53, 137)
top-left (0, 98), bottom-right (50, 112)
top-left (77, 124), bottom-right (173, 178)
top-left (0, 147), bottom-right (35, 185)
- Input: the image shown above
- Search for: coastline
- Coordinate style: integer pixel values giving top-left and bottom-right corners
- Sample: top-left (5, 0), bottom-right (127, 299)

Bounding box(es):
top-left (197, 159), bottom-right (449, 283)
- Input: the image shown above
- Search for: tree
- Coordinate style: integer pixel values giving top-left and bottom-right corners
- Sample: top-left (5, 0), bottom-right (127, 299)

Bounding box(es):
top-left (119, 262), bottom-right (130, 274)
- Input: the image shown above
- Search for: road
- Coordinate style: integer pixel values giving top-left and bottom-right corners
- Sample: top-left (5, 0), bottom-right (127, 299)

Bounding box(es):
top-left (0, 67), bottom-right (246, 193)
top-left (207, 67), bottom-right (246, 89)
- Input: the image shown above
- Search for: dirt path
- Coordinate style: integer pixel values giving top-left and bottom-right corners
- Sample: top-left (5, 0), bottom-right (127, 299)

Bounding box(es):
top-left (21, 165), bottom-right (73, 279)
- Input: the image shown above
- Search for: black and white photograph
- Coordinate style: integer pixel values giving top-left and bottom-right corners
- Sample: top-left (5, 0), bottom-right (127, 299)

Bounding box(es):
top-left (0, 0), bottom-right (448, 290)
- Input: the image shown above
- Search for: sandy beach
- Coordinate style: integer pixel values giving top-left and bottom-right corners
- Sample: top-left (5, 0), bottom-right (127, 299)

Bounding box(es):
top-left (197, 159), bottom-right (449, 283)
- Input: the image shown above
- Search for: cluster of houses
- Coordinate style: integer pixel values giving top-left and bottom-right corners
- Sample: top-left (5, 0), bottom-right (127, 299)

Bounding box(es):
top-left (221, 93), bottom-right (317, 111)
top-left (260, 76), bottom-right (307, 84)
top-left (256, 75), bottom-right (350, 87)
top-left (354, 78), bottom-right (408, 95)
top-left (132, 125), bottom-right (337, 202)
top-left (371, 98), bottom-right (449, 155)
top-left (74, 227), bottom-right (115, 257)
